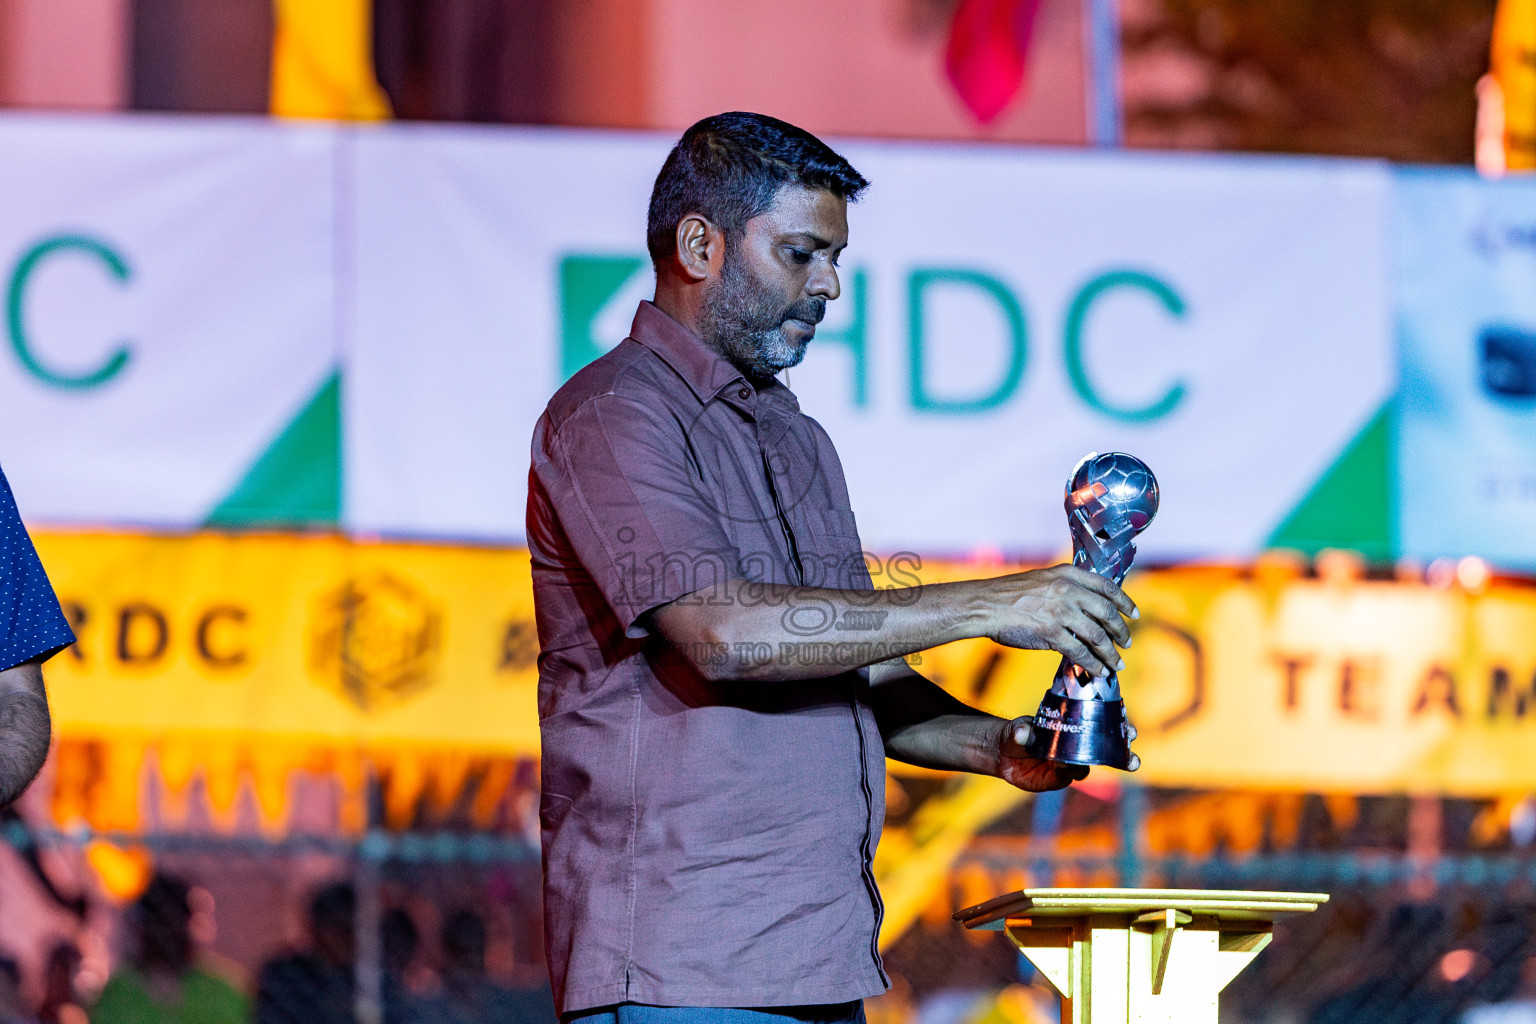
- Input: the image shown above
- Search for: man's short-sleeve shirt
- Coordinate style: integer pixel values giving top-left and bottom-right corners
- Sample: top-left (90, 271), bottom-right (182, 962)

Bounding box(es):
top-left (0, 466), bottom-right (73, 672)
top-left (527, 302), bottom-right (888, 1014)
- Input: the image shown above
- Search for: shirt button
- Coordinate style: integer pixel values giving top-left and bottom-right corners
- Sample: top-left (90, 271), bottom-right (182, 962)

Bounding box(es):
top-left (737, 387), bottom-right (751, 400)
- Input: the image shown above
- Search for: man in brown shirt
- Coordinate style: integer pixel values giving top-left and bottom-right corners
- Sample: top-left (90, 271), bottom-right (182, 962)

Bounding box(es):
top-left (528, 113), bottom-right (1137, 1024)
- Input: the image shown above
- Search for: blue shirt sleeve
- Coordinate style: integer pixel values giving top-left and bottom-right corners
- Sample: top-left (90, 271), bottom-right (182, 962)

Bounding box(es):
top-left (0, 466), bottom-right (74, 671)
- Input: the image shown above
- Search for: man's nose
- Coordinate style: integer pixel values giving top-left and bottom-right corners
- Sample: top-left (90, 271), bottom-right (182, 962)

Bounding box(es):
top-left (808, 261), bottom-right (840, 302)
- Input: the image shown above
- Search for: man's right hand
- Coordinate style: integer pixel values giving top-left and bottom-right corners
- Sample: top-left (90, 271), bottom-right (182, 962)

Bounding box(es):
top-left (974, 565), bottom-right (1137, 678)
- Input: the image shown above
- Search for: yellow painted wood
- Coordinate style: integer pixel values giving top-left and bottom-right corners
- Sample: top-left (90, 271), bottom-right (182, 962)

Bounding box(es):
top-left (1088, 917), bottom-right (1130, 1022)
top-left (1212, 930), bottom-right (1274, 992)
top-left (958, 888), bottom-right (1327, 1023)
top-left (1006, 924), bottom-right (1074, 997)
top-left (1134, 909), bottom-right (1191, 994)
top-left (1128, 925), bottom-right (1219, 1022)
top-left (1071, 924), bottom-right (1091, 1024)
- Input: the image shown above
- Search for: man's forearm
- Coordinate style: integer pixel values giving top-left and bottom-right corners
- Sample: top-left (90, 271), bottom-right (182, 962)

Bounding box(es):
top-left (649, 565), bottom-right (1135, 684)
top-left (0, 661), bottom-right (50, 807)
top-left (868, 658), bottom-right (1007, 774)
top-left (885, 713), bottom-right (1010, 774)
top-left (650, 577), bottom-right (989, 682)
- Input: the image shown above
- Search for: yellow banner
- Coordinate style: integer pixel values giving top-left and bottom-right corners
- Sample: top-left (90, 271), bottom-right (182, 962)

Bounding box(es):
top-left (35, 532), bottom-right (538, 832)
top-left (32, 534), bottom-right (1536, 826)
top-left (39, 532), bottom-right (538, 753)
top-left (914, 561), bottom-right (1536, 796)
top-left (1125, 564), bottom-right (1536, 795)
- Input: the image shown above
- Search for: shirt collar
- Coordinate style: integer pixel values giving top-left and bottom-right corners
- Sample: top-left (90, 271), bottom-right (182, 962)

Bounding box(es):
top-left (629, 301), bottom-right (747, 404)
top-left (628, 301), bottom-right (803, 421)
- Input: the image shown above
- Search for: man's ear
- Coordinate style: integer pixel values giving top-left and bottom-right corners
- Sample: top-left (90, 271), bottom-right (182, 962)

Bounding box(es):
top-left (675, 214), bottom-right (723, 282)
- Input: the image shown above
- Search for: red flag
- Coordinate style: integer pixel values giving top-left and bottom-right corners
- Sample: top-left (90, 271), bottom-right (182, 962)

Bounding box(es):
top-left (945, 0), bottom-right (1044, 124)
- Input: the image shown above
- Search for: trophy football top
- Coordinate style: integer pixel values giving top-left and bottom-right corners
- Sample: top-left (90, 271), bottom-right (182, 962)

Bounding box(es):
top-left (1065, 452), bottom-right (1160, 585)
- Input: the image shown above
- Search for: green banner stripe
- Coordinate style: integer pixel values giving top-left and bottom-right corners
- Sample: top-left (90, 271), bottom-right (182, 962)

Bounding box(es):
top-left (1267, 400), bottom-right (1396, 560)
top-left (205, 371), bottom-right (341, 528)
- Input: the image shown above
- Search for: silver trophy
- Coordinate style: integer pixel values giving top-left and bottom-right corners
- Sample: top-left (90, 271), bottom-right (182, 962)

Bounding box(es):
top-left (1023, 452), bottom-right (1159, 770)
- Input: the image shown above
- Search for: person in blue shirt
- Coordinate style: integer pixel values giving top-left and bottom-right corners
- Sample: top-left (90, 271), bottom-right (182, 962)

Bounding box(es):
top-left (0, 464), bottom-right (74, 807)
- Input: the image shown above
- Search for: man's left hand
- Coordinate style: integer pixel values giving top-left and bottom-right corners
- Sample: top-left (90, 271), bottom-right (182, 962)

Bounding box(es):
top-left (994, 717), bottom-right (1140, 791)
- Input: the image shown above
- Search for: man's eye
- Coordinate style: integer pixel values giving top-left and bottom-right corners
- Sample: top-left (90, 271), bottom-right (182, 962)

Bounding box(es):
top-left (788, 249), bottom-right (812, 265)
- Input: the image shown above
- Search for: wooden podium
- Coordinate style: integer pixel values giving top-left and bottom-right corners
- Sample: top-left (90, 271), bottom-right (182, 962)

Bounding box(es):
top-left (954, 888), bottom-right (1329, 1024)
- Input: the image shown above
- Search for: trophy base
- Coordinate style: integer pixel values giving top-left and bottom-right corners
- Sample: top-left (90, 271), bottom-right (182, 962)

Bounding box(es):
top-left (1023, 691), bottom-right (1133, 770)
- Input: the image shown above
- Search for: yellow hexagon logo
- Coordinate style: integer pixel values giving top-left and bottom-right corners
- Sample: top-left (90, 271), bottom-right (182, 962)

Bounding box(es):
top-left (309, 572), bottom-right (441, 712)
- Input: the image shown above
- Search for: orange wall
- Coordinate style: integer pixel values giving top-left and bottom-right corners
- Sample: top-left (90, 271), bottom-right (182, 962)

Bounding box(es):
top-left (643, 0), bottom-right (1088, 144)
top-left (0, 0), bottom-right (1088, 141)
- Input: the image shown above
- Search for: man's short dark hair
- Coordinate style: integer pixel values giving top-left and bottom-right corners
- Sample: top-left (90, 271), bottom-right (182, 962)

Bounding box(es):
top-left (647, 112), bottom-right (869, 269)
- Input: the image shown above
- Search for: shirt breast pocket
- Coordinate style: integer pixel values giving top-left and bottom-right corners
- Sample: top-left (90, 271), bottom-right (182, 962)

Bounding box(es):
top-left (815, 508), bottom-right (860, 541)
top-left (792, 506), bottom-right (861, 544)
top-left (793, 507), bottom-right (870, 589)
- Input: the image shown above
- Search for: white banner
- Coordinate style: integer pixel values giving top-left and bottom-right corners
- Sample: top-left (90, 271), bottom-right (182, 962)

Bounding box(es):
top-left (1397, 169), bottom-right (1536, 571)
top-left (346, 128), bottom-right (1396, 558)
top-left (0, 116), bottom-right (1399, 557)
top-left (0, 115), bottom-right (338, 528)
top-left (346, 126), bottom-right (661, 543)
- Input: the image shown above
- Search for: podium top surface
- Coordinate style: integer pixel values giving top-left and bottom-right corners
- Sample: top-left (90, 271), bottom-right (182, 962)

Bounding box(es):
top-left (954, 888), bottom-right (1330, 929)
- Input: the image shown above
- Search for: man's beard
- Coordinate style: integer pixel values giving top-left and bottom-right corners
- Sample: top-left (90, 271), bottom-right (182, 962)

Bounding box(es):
top-left (698, 248), bottom-right (825, 384)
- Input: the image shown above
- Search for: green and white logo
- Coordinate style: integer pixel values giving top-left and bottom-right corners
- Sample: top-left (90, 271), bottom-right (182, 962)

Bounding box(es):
top-left (559, 255), bottom-right (647, 382)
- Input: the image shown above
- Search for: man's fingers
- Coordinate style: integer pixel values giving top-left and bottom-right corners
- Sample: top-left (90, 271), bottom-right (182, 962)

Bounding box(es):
top-left (1042, 766), bottom-right (1075, 791)
top-left (1058, 632), bottom-right (1112, 678)
top-left (1081, 592), bottom-right (1133, 647)
top-left (1066, 615), bottom-right (1123, 675)
top-left (998, 748), bottom-right (1092, 792)
top-left (1055, 568), bottom-right (1133, 645)
top-left (1048, 763), bottom-right (1090, 789)
top-left (1073, 567), bottom-right (1139, 620)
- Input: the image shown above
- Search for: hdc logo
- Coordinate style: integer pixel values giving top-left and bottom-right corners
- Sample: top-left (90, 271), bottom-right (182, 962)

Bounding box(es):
top-left (558, 254), bottom-right (1190, 423)
top-left (5, 233), bottom-right (134, 390)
